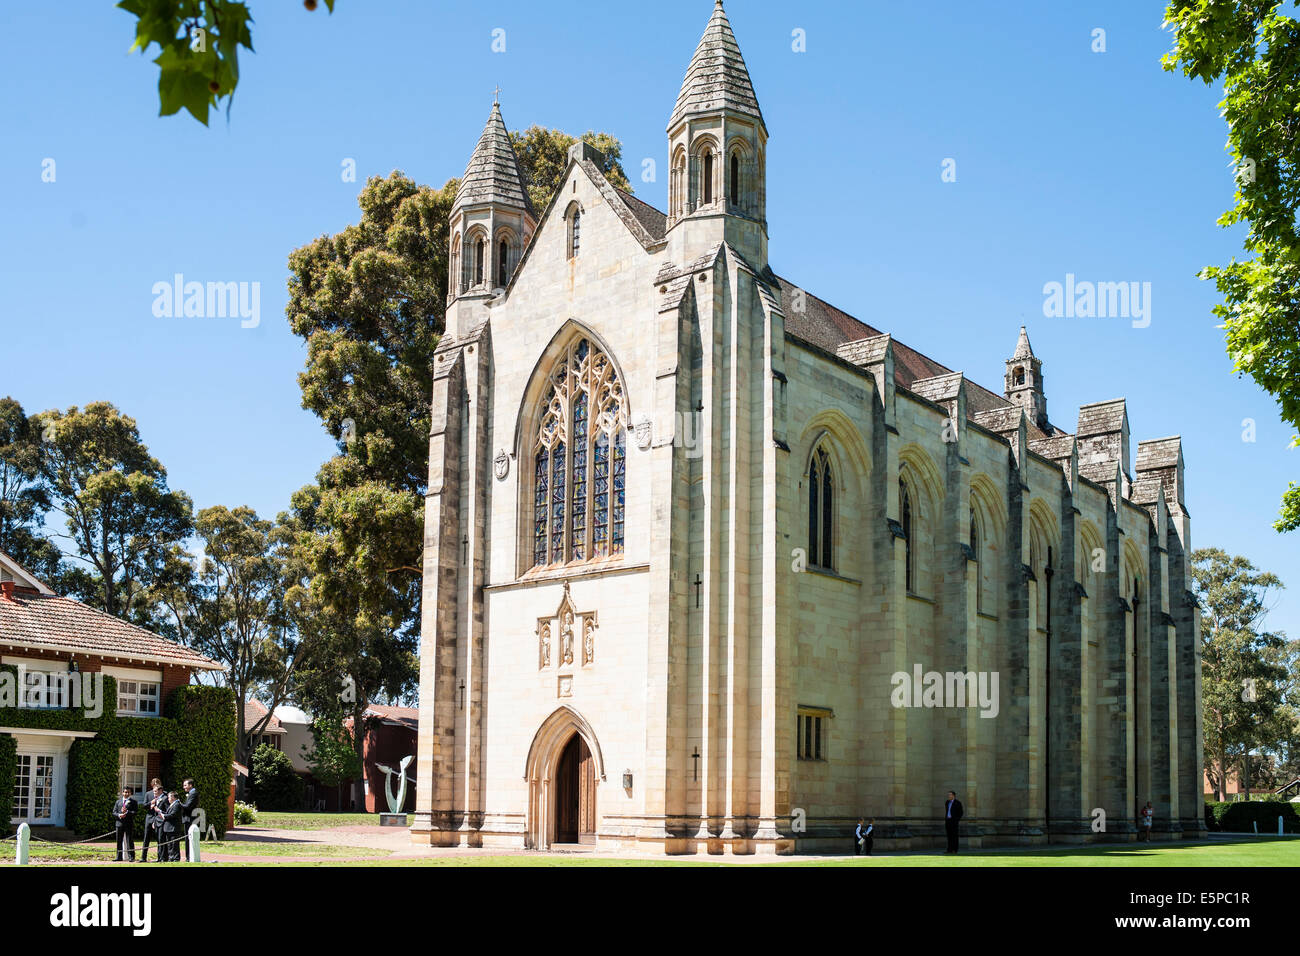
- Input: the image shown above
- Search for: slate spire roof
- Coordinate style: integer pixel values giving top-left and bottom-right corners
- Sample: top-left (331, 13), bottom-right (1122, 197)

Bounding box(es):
top-left (453, 102), bottom-right (536, 219)
top-left (1011, 325), bottom-right (1035, 360)
top-left (669, 0), bottom-right (765, 132)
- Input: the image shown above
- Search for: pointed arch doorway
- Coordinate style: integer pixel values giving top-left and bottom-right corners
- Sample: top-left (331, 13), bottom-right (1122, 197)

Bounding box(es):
top-left (554, 733), bottom-right (596, 844)
top-left (524, 706), bottom-right (606, 849)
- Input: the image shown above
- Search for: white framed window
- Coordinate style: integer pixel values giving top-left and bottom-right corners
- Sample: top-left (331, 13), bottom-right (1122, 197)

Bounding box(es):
top-left (116, 679), bottom-right (161, 716)
top-left (118, 749), bottom-right (149, 797)
top-left (2, 657), bottom-right (71, 709)
top-left (103, 666), bottom-right (163, 717)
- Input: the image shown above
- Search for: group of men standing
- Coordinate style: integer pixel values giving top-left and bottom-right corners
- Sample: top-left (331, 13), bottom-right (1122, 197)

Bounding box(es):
top-left (112, 778), bottom-right (200, 862)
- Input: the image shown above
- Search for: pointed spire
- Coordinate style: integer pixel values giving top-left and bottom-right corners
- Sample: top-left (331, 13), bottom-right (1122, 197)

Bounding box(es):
top-left (669, 0), bottom-right (765, 132)
top-left (1012, 325), bottom-right (1035, 360)
top-left (453, 101), bottom-right (535, 220)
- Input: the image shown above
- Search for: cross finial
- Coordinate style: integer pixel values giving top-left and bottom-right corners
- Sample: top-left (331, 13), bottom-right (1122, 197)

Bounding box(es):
top-left (493, 85), bottom-right (501, 105)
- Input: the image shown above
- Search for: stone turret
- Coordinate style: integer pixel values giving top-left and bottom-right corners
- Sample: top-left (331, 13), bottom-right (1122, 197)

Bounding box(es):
top-left (447, 100), bottom-right (536, 335)
top-left (1004, 326), bottom-right (1049, 432)
top-left (666, 0), bottom-right (768, 270)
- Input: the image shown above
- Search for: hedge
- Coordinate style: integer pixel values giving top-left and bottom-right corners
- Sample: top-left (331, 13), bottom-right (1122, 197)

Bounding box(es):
top-left (0, 733), bottom-right (15, 836)
top-left (164, 684), bottom-right (237, 839)
top-left (1204, 800), bottom-right (1300, 833)
top-left (0, 665), bottom-right (235, 838)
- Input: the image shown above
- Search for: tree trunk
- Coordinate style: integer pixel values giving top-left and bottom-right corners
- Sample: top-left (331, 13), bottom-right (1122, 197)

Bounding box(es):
top-left (352, 702), bottom-right (367, 813)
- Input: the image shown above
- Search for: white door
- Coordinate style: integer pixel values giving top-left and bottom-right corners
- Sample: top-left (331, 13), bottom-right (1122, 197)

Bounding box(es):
top-left (12, 750), bottom-right (63, 826)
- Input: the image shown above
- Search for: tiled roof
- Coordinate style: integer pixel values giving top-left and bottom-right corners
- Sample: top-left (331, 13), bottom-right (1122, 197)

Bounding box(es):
top-left (453, 103), bottom-right (536, 219)
top-left (615, 188), bottom-right (668, 241)
top-left (244, 699), bottom-right (285, 734)
top-left (366, 703), bottom-right (418, 731)
top-left (669, 0), bottom-right (765, 132)
top-left (0, 592), bottom-right (222, 670)
top-left (773, 276), bottom-right (1013, 417)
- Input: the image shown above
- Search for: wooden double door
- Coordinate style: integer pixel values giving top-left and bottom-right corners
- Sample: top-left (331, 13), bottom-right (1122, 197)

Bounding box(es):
top-left (554, 733), bottom-right (596, 845)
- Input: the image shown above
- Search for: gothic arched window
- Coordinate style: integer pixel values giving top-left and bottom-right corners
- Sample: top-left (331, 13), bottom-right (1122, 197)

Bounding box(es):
top-left (1013, 366), bottom-right (1025, 386)
top-left (970, 508), bottom-right (981, 612)
top-left (532, 338), bottom-right (625, 568)
top-left (450, 234), bottom-right (462, 294)
top-left (901, 479), bottom-right (914, 592)
top-left (730, 152), bottom-right (740, 206)
top-left (808, 446), bottom-right (833, 569)
top-left (703, 152), bottom-right (714, 205)
top-left (568, 206), bottom-right (581, 259)
top-left (474, 238), bottom-right (485, 286)
top-left (497, 239), bottom-right (509, 286)
top-left (670, 148), bottom-right (687, 218)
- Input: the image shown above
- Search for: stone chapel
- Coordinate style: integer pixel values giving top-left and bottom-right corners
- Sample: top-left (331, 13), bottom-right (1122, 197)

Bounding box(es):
top-left (411, 0), bottom-right (1204, 854)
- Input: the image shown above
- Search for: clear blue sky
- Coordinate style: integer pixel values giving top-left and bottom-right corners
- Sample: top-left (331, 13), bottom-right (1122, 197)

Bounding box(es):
top-left (0, 1), bottom-right (1294, 637)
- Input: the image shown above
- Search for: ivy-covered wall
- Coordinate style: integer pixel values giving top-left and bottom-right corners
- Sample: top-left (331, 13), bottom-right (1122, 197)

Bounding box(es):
top-left (0, 733), bottom-right (15, 836)
top-left (0, 665), bottom-right (235, 838)
top-left (163, 684), bottom-right (238, 841)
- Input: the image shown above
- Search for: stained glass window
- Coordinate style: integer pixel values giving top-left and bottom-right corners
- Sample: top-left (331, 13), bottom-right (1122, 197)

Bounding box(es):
top-left (534, 449), bottom-right (548, 566)
top-left (593, 433), bottom-right (609, 557)
top-left (551, 440), bottom-right (566, 564)
top-left (571, 393), bottom-right (588, 560)
top-left (612, 430), bottom-right (625, 554)
top-left (531, 337), bottom-right (625, 569)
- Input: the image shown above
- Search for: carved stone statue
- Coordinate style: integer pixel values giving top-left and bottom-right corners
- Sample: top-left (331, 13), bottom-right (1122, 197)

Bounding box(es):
top-left (539, 620), bottom-right (551, 668)
top-left (561, 609), bottom-right (574, 665)
top-left (583, 616), bottom-right (596, 664)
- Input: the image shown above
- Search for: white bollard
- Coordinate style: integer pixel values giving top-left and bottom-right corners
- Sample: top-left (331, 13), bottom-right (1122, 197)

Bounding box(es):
top-left (15, 822), bottom-right (29, 866)
top-left (1279, 815), bottom-right (1284, 836)
top-left (188, 823), bottom-right (200, 863)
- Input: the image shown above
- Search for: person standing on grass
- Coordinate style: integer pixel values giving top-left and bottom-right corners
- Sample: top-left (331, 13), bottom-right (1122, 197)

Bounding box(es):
top-left (944, 790), bottom-right (963, 854)
top-left (139, 779), bottom-right (165, 862)
top-left (1139, 802), bottom-right (1153, 842)
top-left (161, 791), bottom-right (183, 862)
top-left (861, 818), bottom-right (874, 856)
top-left (179, 777), bottom-right (200, 861)
top-left (112, 787), bottom-right (137, 862)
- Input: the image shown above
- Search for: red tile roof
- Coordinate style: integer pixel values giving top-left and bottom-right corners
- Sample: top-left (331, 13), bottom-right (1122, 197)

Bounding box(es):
top-left (244, 699), bottom-right (285, 734)
top-left (0, 591), bottom-right (222, 671)
top-left (365, 703), bottom-right (418, 731)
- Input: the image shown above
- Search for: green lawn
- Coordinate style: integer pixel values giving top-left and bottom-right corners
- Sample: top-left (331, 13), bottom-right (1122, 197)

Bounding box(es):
top-left (241, 811), bottom-right (408, 830)
top-left (2, 834), bottom-right (1293, 867)
top-left (205, 841), bottom-right (383, 858)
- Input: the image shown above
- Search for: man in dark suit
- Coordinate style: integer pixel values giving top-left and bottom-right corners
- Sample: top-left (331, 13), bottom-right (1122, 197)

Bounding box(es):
top-left (139, 780), bottom-right (165, 862)
top-left (179, 778), bottom-right (199, 861)
top-left (944, 790), bottom-right (964, 854)
top-left (112, 787), bottom-right (138, 862)
top-left (161, 791), bottom-right (183, 862)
